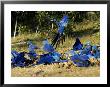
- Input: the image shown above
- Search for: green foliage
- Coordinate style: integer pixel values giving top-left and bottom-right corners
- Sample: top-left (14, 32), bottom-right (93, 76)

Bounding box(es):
top-left (11, 11), bottom-right (100, 37)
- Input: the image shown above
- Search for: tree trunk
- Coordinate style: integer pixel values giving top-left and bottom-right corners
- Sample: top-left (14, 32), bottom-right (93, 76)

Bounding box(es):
top-left (18, 25), bottom-right (21, 36)
top-left (52, 23), bottom-right (53, 29)
top-left (13, 19), bottom-right (17, 38)
top-left (36, 26), bottom-right (39, 33)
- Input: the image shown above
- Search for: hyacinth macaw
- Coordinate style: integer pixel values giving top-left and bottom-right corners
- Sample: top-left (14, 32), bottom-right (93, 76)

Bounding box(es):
top-left (70, 54), bottom-right (90, 67)
top-left (39, 39), bottom-right (66, 64)
top-left (27, 41), bottom-right (38, 60)
top-left (42, 39), bottom-right (55, 53)
top-left (11, 51), bottom-right (26, 67)
top-left (37, 51), bottom-right (68, 64)
top-left (37, 53), bottom-right (55, 64)
top-left (73, 37), bottom-right (83, 51)
top-left (51, 15), bottom-right (68, 48)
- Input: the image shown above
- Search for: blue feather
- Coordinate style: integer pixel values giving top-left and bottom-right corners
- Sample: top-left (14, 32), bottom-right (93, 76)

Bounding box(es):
top-left (38, 53), bottom-right (54, 64)
top-left (43, 39), bottom-right (55, 52)
top-left (11, 52), bottom-right (26, 67)
top-left (51, 52), bottom-right (61, 61)
top-left (58, 15), bottom-right (68, 34)
top-left (70, 54), bottom-right (90, 67)
top-left (73, 38), bottom-right (83, 51)
top-left (27, 41), bottom-right (38, 59)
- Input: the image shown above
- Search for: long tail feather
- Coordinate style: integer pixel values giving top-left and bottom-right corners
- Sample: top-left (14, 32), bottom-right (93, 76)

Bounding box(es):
top-left (52, 33), bottom-right (66, 49)
top-left (51, 33), bottom-right (60, 46)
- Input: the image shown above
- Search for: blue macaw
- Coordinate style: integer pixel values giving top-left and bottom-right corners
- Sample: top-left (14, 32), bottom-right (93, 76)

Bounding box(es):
top-left (37, 53), bottom-right (54, 64)
top-left (27, 41), bottom-right (38, 59)
top-left (11, 51), bottom-right (26, 67)
top-left (73, 37), bottom-right (83, 51)
top-left (37, 51), bottom-right (68, 64)
top-left (58, 15), bottom-right (68, 34)
top-left (70, 54), bottom-right (90, 67)
top-left (51, 15), bottom-right (69, 48)
top-left (43, 39), bottom-right (55, 52)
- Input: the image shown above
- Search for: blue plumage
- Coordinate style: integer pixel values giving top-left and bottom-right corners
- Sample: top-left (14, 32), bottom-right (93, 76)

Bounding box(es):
top-left (58, 15), bottom-right (68, 34)
top-left (70, 54), bottom-right (90, 67)
top-left (79, 54), bottom-right (89, 61)
top-left (27, 41), bottom-right (38, 59)
top-left (11, 52), bottom-right (26, 67)
top-left (73, 38), bottom-right (83, 51)
top-left (53, 15), bottom-right (68, 34)
top-left (11, 50), bottom-right (19, 58)
top-left (37, 53), bottom-right (54, 64)
top-left (37, 52), bottom-right (68, 64)
top-left (43, 39), bottom-right (55, 52)
top-left (51, 52), bottom-right (61, 61)
top-left (51, 15), bottom-right (68, 47)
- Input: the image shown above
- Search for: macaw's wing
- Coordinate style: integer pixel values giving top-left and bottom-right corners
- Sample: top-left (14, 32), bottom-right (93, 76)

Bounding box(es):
top-left (79, 54), bottom-right (90, 61)
top-left (38, 53), bottom-right (54, 64)
top-left (54, 15), bottom-right (68, 28)
top-left (16, 52), bottom-right (26, 62)
top-left (70, 54), bottom-right (90, 67)
top-left (59, 15), bottom-right (68, 27)
top-left (15, 62), bottom-right (26, 67)
top-left (43, 39), bottom-right (54, 52)
top-left (11, 50), bottom-right (19, 58)
top-left (11, 52), bottom-right (26, 67)
top-left (28, 41), bottom-right (38, 52)
top-left (43, 43), bottom-right (55, 52)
